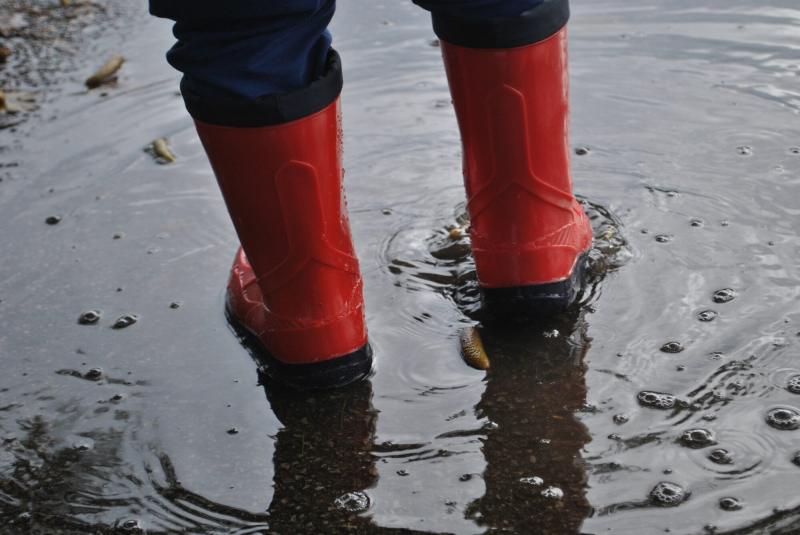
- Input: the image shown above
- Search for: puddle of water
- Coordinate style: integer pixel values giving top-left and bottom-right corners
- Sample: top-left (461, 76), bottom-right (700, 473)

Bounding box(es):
top-left (1, 0), bottom-right (799, 533)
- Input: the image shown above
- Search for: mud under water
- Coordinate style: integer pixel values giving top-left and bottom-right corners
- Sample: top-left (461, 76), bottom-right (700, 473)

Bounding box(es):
top-left (1, 1), bottom-right (799, 534)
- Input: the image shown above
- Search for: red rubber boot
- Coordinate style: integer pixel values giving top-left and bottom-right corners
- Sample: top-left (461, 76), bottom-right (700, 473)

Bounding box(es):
top-left (186, 51), bottom-right (371, 389)
top-left (433, 0), bottom-right (592, 317)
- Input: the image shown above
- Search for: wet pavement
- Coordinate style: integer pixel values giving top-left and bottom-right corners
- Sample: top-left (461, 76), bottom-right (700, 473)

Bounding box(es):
top-left (1, 1), bottom-right (799, 533)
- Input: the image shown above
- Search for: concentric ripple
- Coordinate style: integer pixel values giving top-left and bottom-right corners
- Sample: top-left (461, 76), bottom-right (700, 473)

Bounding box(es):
top-left (381, 198), bottom-right (631, 321)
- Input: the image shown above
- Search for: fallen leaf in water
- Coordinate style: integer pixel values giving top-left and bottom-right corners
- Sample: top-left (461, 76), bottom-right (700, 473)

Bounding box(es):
top-left (85, 55), bottom-right (123, 89)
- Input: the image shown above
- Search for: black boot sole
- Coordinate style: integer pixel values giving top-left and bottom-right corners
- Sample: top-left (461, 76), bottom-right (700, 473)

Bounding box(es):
top-left (480, 251), bottom-right (590, 320)
top-left (225, 305), bottom-right (373, 391)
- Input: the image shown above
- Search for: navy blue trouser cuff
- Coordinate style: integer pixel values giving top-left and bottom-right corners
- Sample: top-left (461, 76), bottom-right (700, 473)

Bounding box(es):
top-left (150, 0), bottom-right (547, 102)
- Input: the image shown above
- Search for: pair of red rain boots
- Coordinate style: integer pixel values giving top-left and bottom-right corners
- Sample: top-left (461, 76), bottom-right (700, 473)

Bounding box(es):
top-left (188, 1), bottom-right (592, 389)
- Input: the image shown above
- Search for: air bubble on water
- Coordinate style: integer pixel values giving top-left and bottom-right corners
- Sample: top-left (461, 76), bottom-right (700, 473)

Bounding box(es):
top-left (613, 414), bottom-right (630, 425)
top-left (226, 428), bottom-right (239, 435)
top-left (71, 437), bottom-right (94, 451)
top-left (786, 375), bottom-right (800, 394)
top-left (655, 234), bottom-right (673, 243)
top-left (661, 342), bottom-right (684, 353)
top-left (169, 301), bottom-right (182, 309)
top-left (789, 147), bottom-right (800, 155)
top-left (334, 491), bottom-right (371, 513)
top-left (712, 289), bottom-right (736, 304)
top-left (649, 482), bottom-right (687, 507)
top-left (679, 428), bottom-right (716, 449)
top-left (708, 448), bottom-right (733, 465)
top-left (459, 474), bottom-right (473, 482)
top-left (112, 314), bottom-right (138, 329)
top-left (543, 329), bottom-right (559, 338)
top-left (719, 497), bottom-right (743, 511)
top-left (765, 407), bottom-right (800, 430)
top-left (638, 391), bottom-right (678, 410)
top-left (792, 451), bottom-right (800, 467)
top-left (575, 146), bottom-right (590, 156)
top-left (697, 310), bottom-right (718, 322)
top-left (78, 310), bottom-right (101, 325)
top-left (520, 476), bottom-right (544, 487)
top-left (45, 215), bottom-right (61, 225)
top-left (690, 218), bottom-right (704, 227)
top-left (736, 145), bottom-right (753, 156)
top-left (396, 469), bottom-right (409, 477)
top-left (541, 486), bottom-right (564, 499)
top-left (114, 518), bottom-right (143, 533)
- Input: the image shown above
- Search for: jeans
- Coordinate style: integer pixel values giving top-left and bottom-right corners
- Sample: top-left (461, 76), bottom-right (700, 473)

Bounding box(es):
top-left (149, 0), bottom-right (544, 99)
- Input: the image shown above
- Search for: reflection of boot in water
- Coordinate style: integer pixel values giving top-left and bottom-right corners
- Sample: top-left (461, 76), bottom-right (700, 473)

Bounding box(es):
top-left (264, 379), bottom-right (378, 532)
top-left (465, 312), bottom-right (592, 534)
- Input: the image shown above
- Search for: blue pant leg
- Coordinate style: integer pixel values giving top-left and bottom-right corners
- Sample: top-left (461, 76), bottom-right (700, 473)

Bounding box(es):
top-left (413, 0), bottom-right (544, 19)
top-left (149, 0), bottom-right (335, 99)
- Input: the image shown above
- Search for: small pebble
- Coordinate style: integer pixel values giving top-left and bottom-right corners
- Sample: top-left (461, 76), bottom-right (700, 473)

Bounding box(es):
top-left (83, 368), bottom-right (103, 381)
top-left (169, 301), bottom-right (182, 310)
top-left (226, 428), bottom-right (239, 435)
top-left (448, 227), bottom-right (465, 240)
top-left (45, 215), bottom-right (62, 225)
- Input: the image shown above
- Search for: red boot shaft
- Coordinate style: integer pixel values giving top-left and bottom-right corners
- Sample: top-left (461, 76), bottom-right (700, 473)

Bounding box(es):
top-left (195, 100), bottom-right (367, 364)
top-left (441, 28), bottom-right (592, 289)
top-left (184, 50), bottom-right (371, 387)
